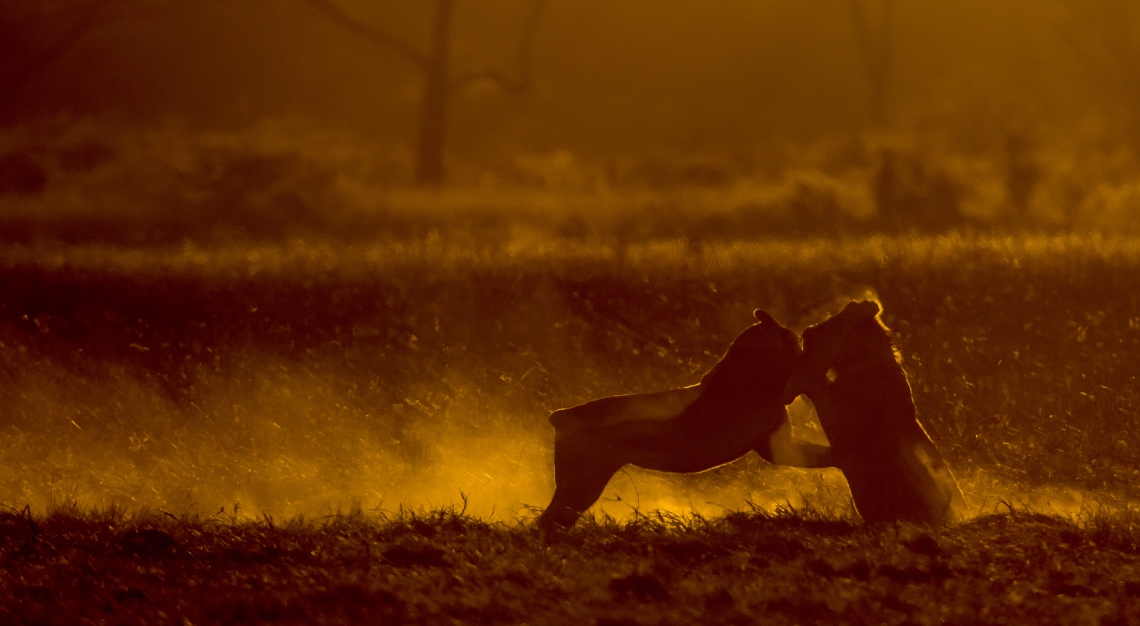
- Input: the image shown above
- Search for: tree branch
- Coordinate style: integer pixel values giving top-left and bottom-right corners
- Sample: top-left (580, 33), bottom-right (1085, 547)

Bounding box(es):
top-left (451, 0), bottom-right (550, 93)
top-left (0, 0), bottom-right (111, 110)
top-left (297, 0), bottom-right (430, 68)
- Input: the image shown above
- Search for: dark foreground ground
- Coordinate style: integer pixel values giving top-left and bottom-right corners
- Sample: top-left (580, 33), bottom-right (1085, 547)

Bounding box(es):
top-left (2, 508), bottom-right (1139, 625)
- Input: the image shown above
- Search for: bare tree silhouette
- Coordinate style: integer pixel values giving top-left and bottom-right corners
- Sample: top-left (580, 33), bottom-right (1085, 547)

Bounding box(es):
top-left (0, 0), bottom-right (212, 122)
top-left (299, 0), bottom-right (551, 186)
top-left (848, 0), bottom-right (895, 129)
top-left (0, 1), bottom-right (112, 118)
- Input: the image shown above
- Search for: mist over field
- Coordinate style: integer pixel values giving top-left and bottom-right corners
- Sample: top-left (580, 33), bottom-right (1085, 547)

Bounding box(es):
top-left (2, 0), bottom-right (1140, 515)
top-left (3, 235), bottom-right (1139, 525)
top-left (1, 0), bottom-right (1139, 516)
top-left (5, 3), bottom-right (1140, 622)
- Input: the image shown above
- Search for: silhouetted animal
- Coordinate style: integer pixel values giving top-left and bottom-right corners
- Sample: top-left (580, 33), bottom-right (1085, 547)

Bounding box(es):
top-left (784, 300), bottom-right (967, 524)
top-left (539, 309), bottom-right (834, 533)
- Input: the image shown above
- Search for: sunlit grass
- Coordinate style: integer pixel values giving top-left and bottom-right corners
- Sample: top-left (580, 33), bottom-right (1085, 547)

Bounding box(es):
top-left (6, 231), bottom-right (1140, 275)
top-left (3, 231), bottom-right (1140, 622)
top-left (2, 232), bottom-right (1140, 522)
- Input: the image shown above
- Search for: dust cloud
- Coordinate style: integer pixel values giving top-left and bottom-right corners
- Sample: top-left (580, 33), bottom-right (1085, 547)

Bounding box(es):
top-left (4, 2), bottom-right (1140, 524)
top-left (4, 354), bottom-right (1130, 525)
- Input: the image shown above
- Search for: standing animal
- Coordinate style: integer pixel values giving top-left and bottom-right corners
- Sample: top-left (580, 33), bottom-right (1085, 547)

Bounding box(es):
top-left (783, 300), bottom-right (967, 524)
top-left (538, 309), bottom-right (834, 533)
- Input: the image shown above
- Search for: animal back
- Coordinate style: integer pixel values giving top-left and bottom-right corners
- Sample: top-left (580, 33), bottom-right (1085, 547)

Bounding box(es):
top-left (548, 385), bottom-right (703, 433)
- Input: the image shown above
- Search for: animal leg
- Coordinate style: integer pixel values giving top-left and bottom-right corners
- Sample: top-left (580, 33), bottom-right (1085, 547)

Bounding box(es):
top-left (761, 419), bottom-right (835, 469)
top-left (905, 436), bottom-right (969, 522)
top-left (538, 438), bottom-right (620, 534)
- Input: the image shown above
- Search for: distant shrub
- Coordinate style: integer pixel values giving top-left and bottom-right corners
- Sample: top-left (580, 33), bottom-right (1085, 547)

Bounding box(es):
top-left (508, 150), bottom-right (605, 192)
top-left (0, 151), bottom-right (47, 195)
top-left (1, 119), bottom-right (1139, 243)
top-left (605, 155), bottom-right (738, 190)
top-left (1073, 182), bottom-right (1140, 233)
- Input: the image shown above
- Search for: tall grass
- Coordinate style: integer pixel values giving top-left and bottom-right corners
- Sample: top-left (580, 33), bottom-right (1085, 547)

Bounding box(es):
top-left (4, 501), bottom-right (1140, 624)
top-left (5, 119), bottom-right (1140, 245)
top-left (2, 233), bottom-right (1138, 520)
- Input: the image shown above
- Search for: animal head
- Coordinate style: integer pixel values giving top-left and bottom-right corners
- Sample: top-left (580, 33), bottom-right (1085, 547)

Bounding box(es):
top-left (801, 300), bottom-right (889, 375)
top-left (701, 309), bottom-right (803, 392)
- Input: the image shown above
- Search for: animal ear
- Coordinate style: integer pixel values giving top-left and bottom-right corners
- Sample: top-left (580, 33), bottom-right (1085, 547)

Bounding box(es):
top-left (855, 300), bottom-right (881, 317)
top-left (754, 309), bottom-right (776, 324)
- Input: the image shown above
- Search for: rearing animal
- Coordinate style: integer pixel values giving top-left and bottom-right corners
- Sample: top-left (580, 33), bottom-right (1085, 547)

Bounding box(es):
top-left (538, 309), bottom-right (834, 533)
top-left (783, 300), bottom-right (968, 524)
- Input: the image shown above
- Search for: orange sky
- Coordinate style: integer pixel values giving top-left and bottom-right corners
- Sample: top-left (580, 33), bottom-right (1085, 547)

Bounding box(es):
top-left (2, 0), bottom-right (1137, 157)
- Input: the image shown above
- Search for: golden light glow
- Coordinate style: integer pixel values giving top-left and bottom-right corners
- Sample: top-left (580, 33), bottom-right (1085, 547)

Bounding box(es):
top-left (2, 1), bottom-right (1140, 524)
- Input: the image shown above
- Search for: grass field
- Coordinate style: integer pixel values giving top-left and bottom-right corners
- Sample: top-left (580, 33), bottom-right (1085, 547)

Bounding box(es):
top-left (3, 234), bottom-right (1139, 515)
top-left (3, 506), bottom-right (1140, 625)
top-left (2, 232), bottom-right (1140, 623)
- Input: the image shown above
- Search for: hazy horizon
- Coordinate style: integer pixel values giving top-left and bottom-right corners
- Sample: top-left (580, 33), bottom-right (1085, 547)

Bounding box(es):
top-left (3, 1), bottom-right (1137, 161)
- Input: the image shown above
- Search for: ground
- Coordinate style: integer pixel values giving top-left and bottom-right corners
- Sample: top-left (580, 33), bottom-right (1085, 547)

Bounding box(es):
top-left (2, 233), bottom-right (1140, 623)
top-left (2, 506), bottom-right (1140, 625)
